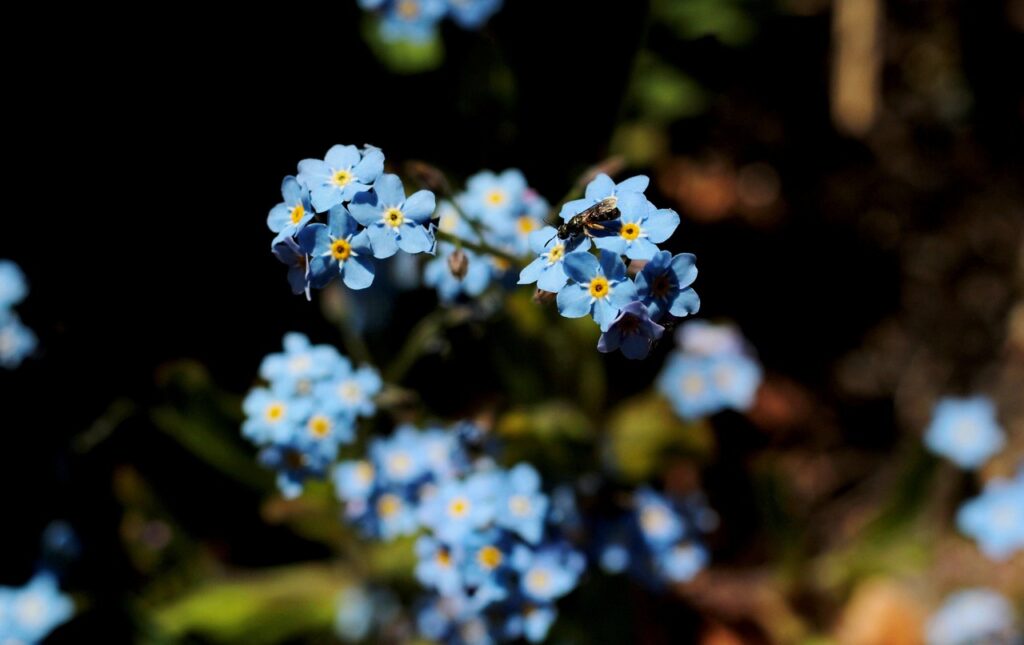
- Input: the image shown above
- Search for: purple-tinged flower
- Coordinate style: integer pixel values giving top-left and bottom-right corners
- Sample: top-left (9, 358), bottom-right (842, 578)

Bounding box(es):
top-left (597, 301), bottom-right (665, 359)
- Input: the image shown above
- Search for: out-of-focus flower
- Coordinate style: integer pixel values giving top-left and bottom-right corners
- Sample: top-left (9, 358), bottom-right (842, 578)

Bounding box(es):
top-left (349, 174), bottom-right (437, 258)
top-left (446, 0), bottom-right (503, 29)
top-left (957, 472), bottom-right (1024, 560)
top-left (0, 313), bottom-right (37, 370)
top-left (0, 572), bottom-right (74, 643)
top-left (297, 145), bottom-right (385, 213)
top-left (271, 234), bottom-right (311, 296)
top-left (597, 301), bottom-right (665, 360)
top-left (925, 588), bottom-right (1019, 645)
top-left (424, 243), bottom-right (493, 303)
top-left (379, 0), bottom-right (447, 43)
top-left (0, 260), bottom-right (28, 309)
top-left (923, 396), bottom-right (1005, 470)
top-left (495, 464), bottom-right (549, 544)
top-left (557, 250), bottom-right (638, 331)
top-left (335, 585), bottom-right (374, 642)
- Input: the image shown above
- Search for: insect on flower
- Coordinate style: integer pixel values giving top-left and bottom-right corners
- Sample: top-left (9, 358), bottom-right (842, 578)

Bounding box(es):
top-left (552, 196), bottom-right (621, 242)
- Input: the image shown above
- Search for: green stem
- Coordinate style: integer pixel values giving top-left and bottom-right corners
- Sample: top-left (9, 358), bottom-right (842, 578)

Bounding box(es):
top-left (435, 230), bottom-right (519, 264)
top-left (384, 309), bottom-right (456, 384)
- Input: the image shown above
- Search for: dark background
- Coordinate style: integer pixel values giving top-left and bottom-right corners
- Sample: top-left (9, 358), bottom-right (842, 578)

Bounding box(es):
top-left (2, 2), bottom-right (1022, 641)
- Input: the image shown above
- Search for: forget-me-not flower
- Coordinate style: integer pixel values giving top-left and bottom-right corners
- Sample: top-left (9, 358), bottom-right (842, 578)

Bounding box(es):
top-left (299, 205), bottom-right (376, 290)
top-left (558, 173), bottom-right (650, 221)
top-left (925, 588), bottom-right (1019, 645)
top-left (266, 176), bottom-right (314, 237)
top-left (0, 260), bottom-right (28, 310)
top-left (593, 193), bottom-right (679, 260)
top-left (597, 301), bottom-right (665, 360)
top-left (924, 396), bottom-right (1005, 470)
top-left (297, 145), bottom-right (385, 212)
top-left (635, 251), bottom-right (700, 321)
top-left (956, 474), bottom-right (1024, 560)
top-left (517, 226), bottom-right (591, 293)
top-left (349, 174), bottom-right (436, 258)
top-left (556, 250), bottom-right (638, 331)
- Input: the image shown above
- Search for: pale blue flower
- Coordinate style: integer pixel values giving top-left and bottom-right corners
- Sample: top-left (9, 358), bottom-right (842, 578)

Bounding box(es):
top-left (924, 396), bottom-right (1005, 470)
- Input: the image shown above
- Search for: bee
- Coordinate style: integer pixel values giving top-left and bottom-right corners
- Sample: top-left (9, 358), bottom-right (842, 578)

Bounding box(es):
top-left (553, 196), bottom-right (621, 242)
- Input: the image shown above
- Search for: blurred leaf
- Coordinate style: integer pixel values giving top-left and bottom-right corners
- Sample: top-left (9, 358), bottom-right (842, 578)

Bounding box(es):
top-left (367, 534), bottom-right (417, 583)
top-left (497, 402), bottom-right (593, 441)
top-left (606, 392), bottom-right (714, 481)
top-left (153, 563), bottom-right (349, 643)
top-left (652, 0), bottom-right (756, 46)
top-left (362, 16), bottom-right (444, 75)
top-left (630, 53), bottom-right (709, 124)
top-left (261, 481), bottom-right (351, 548)
top-left (610, 122), bottom-right (670, 167)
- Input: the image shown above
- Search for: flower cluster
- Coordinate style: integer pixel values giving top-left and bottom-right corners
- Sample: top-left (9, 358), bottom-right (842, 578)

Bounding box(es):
top-left (334, 425), bottom-right (584, 643)
top-left (925, 588), bottom-right (1020, 645)
top-left (0, 572), bottom-right (74, 643)
top-left (269, 145), bottom-right (437, 297)
top-left (657, 321), bottom-right (763, 419)
top-left (521, 174), bottom-right (699, 359)
top-left (0, 260), bottom-right (37, 369)
top-left (242, 333), bottom-right (382, 498)
top-left (924, 396), bottom-right (1005, 470)
top-left (957, 467), bottom-right (1024, 560)
top-left (597, 488), bottom-right (715, 588)
top-left (358, 0), bottom-right (504, 43)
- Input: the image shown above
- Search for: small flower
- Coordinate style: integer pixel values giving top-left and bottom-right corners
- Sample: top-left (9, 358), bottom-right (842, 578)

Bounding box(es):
top-left (424, 244), bottom-right (492, 303)
top-left (241, 386), bottom-right (311, 444)
top-left (447, 0), bottom-right (503, 29)
top-left (592, 193), bottom-right (680, 260)
top-left (270, 234), bottom-right (311, 296)
top-left (495, 464), bottom-right (549, 544)
top-left (415, 536), bottom-right (465, 594)
top-left (371, 426), bottom-right (430, 486)
top-left (334, 585), bottom-right (375, 642)
top-left (597, 301), bottom-right (665, 360)
top-left (0, 260), bottom-right (28, 309)
top-left (419, 473), bottom-right (499, 544)
top-left (371, 488), bottom-right (420, 539)
top-left (956, 475), bottom-right (1024, 560)
top-left (556, 250), bottom-right (638, 331)
top-left (634, 488), bottom-right (685, 549)
top-left (315, 361), bottom-right (382, 419)
top-left (517, 226), bottom-right (591, 293)
top-left (3, 572), bottom-right (74, 643)
top-left (925, 588), bottom-right (1019, 645)
top-left (0, 313), bottom-right (37, 369)
top-left (706, 353), bottom-right (762, 411)
top-left (297, 144), bottom-right (385, 212)
top-left (349, 174), bottom-right (436, 258)
top-left (656, 541), bottom-right (708, 582)
top-left (299, 206), bottom-right (376, 290)
top-left (259, 440), bottom-right (334, 499)
top-left (924, 396), bottom-right (1005, 470)
top-left (511, 543), bottom-right (584, 603)
top-left (675, 320), bottom-right (746, 356)
top-left (333, 459), bottom-right (378, 502)
top-left (558, 173), bottom-right (650, 221)
top-left (259, 333), bottom-right (342, 395)
top-left (267, 176), bottom-right (314, 236)
top-left (635, 251), bottom-right (700, 321)
top-left (379, 0), bottom-right (447, 42)
top-left (462, 169), bottom-right (528, 225)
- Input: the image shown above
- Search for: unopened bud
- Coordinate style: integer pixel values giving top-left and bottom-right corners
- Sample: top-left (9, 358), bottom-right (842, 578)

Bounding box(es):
top-left (533, 289), bottom-right (557, 305)
top-left (448, 248), bottom-right (469, 280)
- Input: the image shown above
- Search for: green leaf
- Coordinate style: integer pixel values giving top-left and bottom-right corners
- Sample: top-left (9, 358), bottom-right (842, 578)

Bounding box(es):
top-left (362, 16), bottom-right (444, 75)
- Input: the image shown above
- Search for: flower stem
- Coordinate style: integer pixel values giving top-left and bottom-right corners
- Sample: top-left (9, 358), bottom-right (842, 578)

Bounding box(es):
top-left (435, 230), bottom-right (519, 264)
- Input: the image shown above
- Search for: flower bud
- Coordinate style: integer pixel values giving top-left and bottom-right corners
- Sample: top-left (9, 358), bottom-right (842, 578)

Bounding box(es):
top-left (448, 248), bottom-right (469, 280)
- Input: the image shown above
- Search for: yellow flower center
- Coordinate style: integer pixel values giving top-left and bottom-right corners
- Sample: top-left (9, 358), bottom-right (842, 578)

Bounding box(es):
top-left (517, 216), bottom-right (537, 234)
top-left (265, 402), bottom-right (285, 422)
top-left (509, 495), bottom-right (531, 516)
top-left (589, 276), bottom-right (611, 299)
top-left (332, 169), bottom-right (353, 187)
top-left (439, 213), bottom-right (460, 233)
top-left (448, 497), bottom-right (470, 518)
top-left (377, 494), bottom-right (401, 518)
top-left (486, 190), bottom-right (506, 206)
top-left (436, 549), bottom-right (452, 567)
top-left (682, 374), bottom-right (705, 396)
top-left (289, 354), bottom-right (312, 374)
top-left (526, 569), bottom-right (550, 593)
top-left (355, 461), bottom-right (374, 483)
top-left (331, 238), bottom-right (351, 261)
top-left (388, 453), bottom-right (412, 476)
top-left (640, 507), bottom-right (669, 534)
top-left (477, 545), bottom-right (503, 570)
top-left (339, 381), bottom-right (362, 402)
top-left (289, 203), bottom-right (306, 224)
top-left (493, 256), bottom-right (511, 272)
top-left (383, 207), bottom-right (405, 228)
top-left (547, 244), bottom-right (565, 264)
top-left (397, 0), bottom-right (419, 19)
top-left (307, 415), bottom-right (332, 439)
top-left (620, 222), bottom-right (641, 241)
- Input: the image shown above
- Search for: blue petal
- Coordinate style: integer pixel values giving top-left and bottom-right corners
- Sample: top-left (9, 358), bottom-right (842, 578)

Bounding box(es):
top-left (616, 192), bottom-right (647, 220)
top-left (366, 224), bottom-right (399, 258)
top-left (374, 174), bottom-right (406, 206)
top-left (556, 285), bottom-right (591, 318)
top-left (348, 194), bottom-right (382, 226)
top-left (462, 261), bottom-right (492, 295)
top-left (327, 205), bottom-right (356, 238)
top-left (597, 328), bottom-right (622, 353)
top-left (518, 257), bottom-right (546, 285)
top-left (529, 227), bottom-right (558, 253)
top-left (562, 252), bottom-right (599, 283)
top-left (559, 198), bottom-right (590, 221)
top-left (308, 255), bottom-right (338, 289)
top-left (281, 176), bottom-right (304, 204)
top-left (592, 299), bottom-right (618, 331)
top-left (267, 204), bottom-right (291, 233)
top-left (585, 174), bottom-right (615, 201)
top-left (342, 255), bottom-right (375, 290)
top-left (669, 288), bottom-right (701, 317)
top-left (598, 249), bottom-right (627, 280)
top-left (644, 208), bottom-right (680, 243)
top-left (403, 190), bottom-right (436, 222)
top-left (620, 333), bottom-right (653, 359)
top-left (311, 185), bottom-right (342, 213)
top-left (537, 263), bottom-right (569, 292)
top-left (297, 222), bottom-right (328, 255)
top-left (397, 223), bottom-right (433, 254)
top-left (616, 175), bottom-right (650, 194)
top-left (325, 144), bottom-right (360, 169)
top-left (594, 235), bottom-right (627, 256)
top-left (354, 148), bottom-right (384, 183)
top-left (625, 238), bottom-right (659, 261)
top-left (296, 159), bottom-right (329, 184)
top-left (609, 278), bottom-right (638, 307)
top-left (670, 253), bottom-right (698, 287)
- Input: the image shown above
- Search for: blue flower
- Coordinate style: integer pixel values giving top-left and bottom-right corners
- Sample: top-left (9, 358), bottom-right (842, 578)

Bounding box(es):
top-left (556, 250), bottom-right (638, 331)
top-left (259, 333), bottom-right (342, 395)
top-left (298, 206), bottom-right (376, 290)
top-left (655, 541), bottom-right (708, 583)
top-left (0, 260), bottom-right (28, 309)
top-left (517, 226), bottom-right (591, 293)
top-left (259, 441), bottom-right (334, 498)
top-left (415, 536), bottom-right (465, 594)
top-left (424, 244), bottom-right (493, 303)
top-left (371, 426), bottom-right (430, 486)
top-left (241, 386), bottom-right (312, 444)
top-left (925, 588), bottom-right (1019, 645)
top-left (511, 543), bottom-right (584, 603)
top-left (270, 234), bottom-right (311, 296)
top-left (0, 313), bottom-right (37, 370)
top-left (558, 173), bottom-right (650, 221)
top-left (493, 464), bottom-right (549, 544)
top-left (266, 176), bottom-right (314, 237)
top-left (956, 475), bottom-right (1024, 560)
top-left (635, 251), bottom-right (700, 321)
top-left (924, 396), bottom-right (1005, 470)
top-left (333, 459), bottom-right (378, 502)
top-left (592, 193), bottom-right (679, 260)
top-left (597, 301), bottom-right (665, 360)
top-left (634, 488), bottom-right (685, 549)
top-left (657, 351), bottom-right (762, 419)
top-left (349, 174), bottom-right (436, 258)
top-left (297, 144), bottom-right (385, 212)
top-left (419, 472), bottom-right (499, 544)
top-left (518, 604), bottom-right (557, 643)
top-left (379, 0), bottom-right (447, 42)
top-left (334, 586), bottom-right (375, 642)
top-left (370, 488), bottom-right (420, 539)
top-left (461, 169), bottom-right (528, 226)
top-left (458, 529), bottom-right (513, 602)
top-left (315, 362), bottom-right (382, 419)
top-left (446, 0), bottom-right (503, 29)
top-left (706, 353), bottom-right (763, 411)
top-left (0, 572), bottom-right (74, 643)
top-left (676, 320), bottom-right (746, 356)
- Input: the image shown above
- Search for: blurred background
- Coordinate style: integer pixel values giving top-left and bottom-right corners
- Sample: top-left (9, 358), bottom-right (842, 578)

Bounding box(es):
top-left (2, 0), bottom-right (1022, 642)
